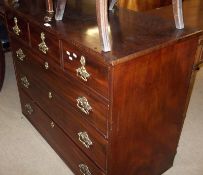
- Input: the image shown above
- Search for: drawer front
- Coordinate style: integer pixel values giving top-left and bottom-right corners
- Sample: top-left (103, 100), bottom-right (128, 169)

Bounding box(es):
top-left (29, 23), bottom-right (60, 64)
top-left (62, 40), bottom-right (109, 98)
top-left (15, 64), bottom-right (107, 170)
top-left (11, 41), bottom-right (108, 136)
top-left (19, 90), bottom-right (106, 175)
top-left (6, 10), bottom-right (29, 43)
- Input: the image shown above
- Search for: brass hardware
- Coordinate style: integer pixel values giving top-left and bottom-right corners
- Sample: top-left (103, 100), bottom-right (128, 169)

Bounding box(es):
top-left (38, 32), bottom-right (49, 54)
top-left (50, 121), bottom-right (55, 128)
top-left (44, 62), bottom-right (49, 69)
top-left (78, 132), bottom-right (93, 149)
top-left (12, 17), bottom-right (21, 35)
top-left (66, 51), bottom-right (70, 55)
top-left (76, 97), bottom-right (92, 115)
top-left (76, 56), bottom-right (90, 82)
top-left (69, 56), bottom-right (73, 61)
top-left (21, 76), bottom-right (30, 88)
top-left (25, 104), bottom-right (33, 115)
top-left (73, 53), bottom-right (77, 58)
top-left (16, 49), bottom-right (26, 61)
top-left (44, 15), bottom-right (52, 23)
top-left (48, 92), bottom-right (53, 99)
top-left (79, 164), bottom-right (92, 175)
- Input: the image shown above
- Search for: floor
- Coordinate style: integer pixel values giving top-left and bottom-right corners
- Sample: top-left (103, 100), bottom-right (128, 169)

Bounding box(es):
top-left (0, 52), bottom-right (203, 175)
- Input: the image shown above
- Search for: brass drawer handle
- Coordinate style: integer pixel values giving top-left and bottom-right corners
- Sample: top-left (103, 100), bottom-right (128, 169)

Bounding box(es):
top-left (21, 76), bottom-right (30, 88)
top-left (76, 97), bottom-right (92, 115)
top-left (76, 56), bottom-right (90, 82)
top-left (48, 92), bottom-right (53, 99)
top-left (50, 121), bottom-right (55, 128)
top-left (12, 17), bottom-right (21, 35)
top-left (16, 49), bottom-right (26, 61)
top-left (78, 131), bottom-right (93, 149)
top-left (79, 164), bottom-right (92, 175)
top-left (44, 62), bottom-right (49, 69)
top-left (25, 104), bottom-right (34, 115)
top-left (38, 32), bottom-right (49, 54)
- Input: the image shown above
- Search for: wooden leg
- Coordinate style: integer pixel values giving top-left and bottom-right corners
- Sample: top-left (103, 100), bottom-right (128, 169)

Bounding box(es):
top-left (172, 0), bottom-right (184, 29)
top-left (109, 0), bottom-right (117, 11)
top-left (55, 0), bottom-right (67, 21)
top-left (96, 0), bottom-right (111, 52)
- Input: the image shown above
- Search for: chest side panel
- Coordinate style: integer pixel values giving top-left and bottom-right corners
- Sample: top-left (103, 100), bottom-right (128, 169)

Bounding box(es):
top-left (108, 36), bottom-right (199, 175)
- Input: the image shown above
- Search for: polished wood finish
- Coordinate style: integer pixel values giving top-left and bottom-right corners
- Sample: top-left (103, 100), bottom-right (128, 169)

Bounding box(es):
top-left (15, 64), bottom-right (107, 170)
top-left (6, 9), bottom-right (29, 43)
top-left (62, 40), bottom-right (109, 98)
top-left (19, 90), bottom-right (105, 175)
top-left (108, 36), bottom-right (199, 175)
top-left (11, 37), bottom-right (109, 136)
top-left (111, 0), bottom-right (184, 29)
top-left (29, 23), bottom-right (61, 65)
top-left (5, 0), bottom-right (203, 174)
top-left (118, 0), bottom-right (172, 11)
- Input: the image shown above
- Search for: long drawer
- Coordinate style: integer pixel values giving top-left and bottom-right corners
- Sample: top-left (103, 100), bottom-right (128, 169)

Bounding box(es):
top-left (11, 38), bottom-right (109, 137)
top-left (14, 57), bottom-right (107, 170)
top-left (19, 90), bottom-right (106, 175)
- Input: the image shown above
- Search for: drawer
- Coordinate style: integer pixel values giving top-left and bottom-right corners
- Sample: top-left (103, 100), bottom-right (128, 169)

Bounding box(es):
top-left (11, 41), bottom-right (108, 136)
top-left (29, 23), bottom-right (60, 65)
top-left (15, 66), bottom-right (107, 170)
top-left (5, 10), bottom-right (29, 43)
top-left (62, 40), bottom-right (109, 98)
top-left (19, 90), bottom-right (106, 175)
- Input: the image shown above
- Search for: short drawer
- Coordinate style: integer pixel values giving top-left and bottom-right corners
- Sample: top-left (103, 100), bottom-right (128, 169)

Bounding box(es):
top-left (19, 90), bottom-right (106, 175)
top-left (29, 23), bottom-right (60, 64)
top-left (6, 10), bottom-right (29, 43)
top-left (12, 41), bottom-right (109, 136)
top-left (15, 66), bottom-right (107, 170)
top-left (62, 40), bottom-right (109, 98)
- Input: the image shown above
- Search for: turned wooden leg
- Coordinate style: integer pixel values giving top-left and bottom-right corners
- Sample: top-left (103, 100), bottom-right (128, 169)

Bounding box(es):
top-left (96, 0), bottom-right (111, 52)
top-left (172, 0), bottom-right (184, 29)
top-left (109, 0), bottom-right (117, 11)
top-left (55, 0), bottom-right (67, 21)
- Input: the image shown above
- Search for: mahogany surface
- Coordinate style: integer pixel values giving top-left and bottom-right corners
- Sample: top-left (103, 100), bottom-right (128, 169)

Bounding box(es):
top-left (4, 0), bottom-right (203, 175)
top-left (118, 0), bottom-right (172, 11)
top-left (4, 0), bottom-right (201, 62)
top-left (18, 90), bottom-right (105, 175)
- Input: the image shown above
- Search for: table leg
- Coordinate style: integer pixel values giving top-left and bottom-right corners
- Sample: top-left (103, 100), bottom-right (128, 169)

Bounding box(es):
top-left (172, 0), bottom-right (184, 29)
top-left (96, 0), bottom-right (111, 52)
top-left (109, 0), bottom-right (117, 11)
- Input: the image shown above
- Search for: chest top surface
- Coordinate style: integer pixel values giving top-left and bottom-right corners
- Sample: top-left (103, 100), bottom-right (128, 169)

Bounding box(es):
top-left (4, 0), bottom-right (202, 65)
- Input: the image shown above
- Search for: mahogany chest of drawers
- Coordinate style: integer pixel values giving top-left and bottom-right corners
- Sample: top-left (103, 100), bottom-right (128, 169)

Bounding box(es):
top-left (4, 1), bottom-right (203, 175)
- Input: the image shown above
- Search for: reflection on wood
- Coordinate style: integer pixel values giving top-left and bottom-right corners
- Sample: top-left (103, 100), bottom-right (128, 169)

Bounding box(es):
top-left (112, 0), bottom-right (184, 29)
top-left (118, 0), bottom-right (172, 11)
